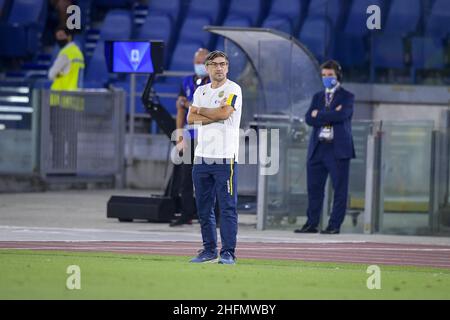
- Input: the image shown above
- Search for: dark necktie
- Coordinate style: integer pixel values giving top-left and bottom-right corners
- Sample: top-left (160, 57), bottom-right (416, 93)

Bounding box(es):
top-left (325, 92), bottom-right (332, 108)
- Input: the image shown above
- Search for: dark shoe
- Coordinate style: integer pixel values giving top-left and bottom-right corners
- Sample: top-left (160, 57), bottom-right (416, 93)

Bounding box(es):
top-left (294, 224), bottom-right (318, 233)
top-left (169, 219), bottom-right (192, 227)
top-left (190, 250), bottom-right (218, 263)
top-left (320, 227), bottom-right (340, 234)
top-left (218, 251), bottom-right (236, 265)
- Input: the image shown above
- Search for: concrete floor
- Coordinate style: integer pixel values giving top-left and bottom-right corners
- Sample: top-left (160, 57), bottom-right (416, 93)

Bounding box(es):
top-left (1, 189), bottom-right (450, 245)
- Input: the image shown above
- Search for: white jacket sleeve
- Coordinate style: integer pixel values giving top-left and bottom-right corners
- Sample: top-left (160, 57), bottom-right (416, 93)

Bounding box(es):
top-left (48, 54), bottom-right (70, 80)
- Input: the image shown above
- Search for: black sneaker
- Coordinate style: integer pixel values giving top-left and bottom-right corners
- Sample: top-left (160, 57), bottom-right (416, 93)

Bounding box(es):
top-left (320, 227), bottom-right (340, 234)
top-left (169, 219), bottom-right (193, 227)
top-left (294, 224), bottom-right (318, 233)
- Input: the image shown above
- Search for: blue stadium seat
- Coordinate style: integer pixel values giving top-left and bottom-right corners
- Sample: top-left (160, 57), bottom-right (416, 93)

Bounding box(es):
top-left (298, 16), bottom-right (333, 63)
top-left (85, 10), bottom-right (132, 87)
top-left (372, 35), bottom-right (405, 69)
top-left (267, 0), bottom-right (304, 21)
top-left (307, 0), bottom-right (344, 28)
top-left (188, 0), bottom-right (222, 24)
top-left (332, 0), bottom-right (384, 69)
top-left (77, 0), bottom-right (92, 28)
top-left (425, 0), bottom-right (450, 38)
top-left (333, 35), bottom-right (367, 68)
top-left (177, 16), bottom-right (212, 48)
top-left (410, 37), bottom-right (445, 70)
top-left (262, 17), bottom-right (293, 35)
top-left (222, 16), bottom-right (252, 28)
top-left (136, 14), bottom-right (173, 67)
top-left (0, 0), bottom-right (47, 57)
top-left (98, 9), bottom-right (132, 41)
top-left (170, 41), bottom-right (204, 71)
top-left (215, 16), bottom-right (251, 56)
top-left (93, 0), bottom-right (133, 8)
top-left (84, 42), bottom-right (109, 88)
top-left (383, 0), bottom-right (420, 36)
top-left (226, 0), bottom-right (263, 26)
top-left (147, 0), bottom-right (181, 24)
top-left (262, 0), bottom-right (305, 35)
top-left (7, 0), bottom-right (46, 25)
top-left (343, 0), bottom-right (385, 37)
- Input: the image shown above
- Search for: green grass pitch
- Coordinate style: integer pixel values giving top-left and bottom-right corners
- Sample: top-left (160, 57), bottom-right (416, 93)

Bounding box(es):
top-left (1, 250), bottom-right (449, 299)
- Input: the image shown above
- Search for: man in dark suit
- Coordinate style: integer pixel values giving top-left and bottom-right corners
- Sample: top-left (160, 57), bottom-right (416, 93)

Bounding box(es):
top-left (295, 60), bottom-right (356, 234)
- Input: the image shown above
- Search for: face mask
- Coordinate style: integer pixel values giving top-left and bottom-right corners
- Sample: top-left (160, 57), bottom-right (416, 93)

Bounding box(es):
top-left (322, 76), bottom-right (338, 89)
top-left (57, 39), bottom-right (69, 48)
top-left (194, 64), bottom-right (208, 78)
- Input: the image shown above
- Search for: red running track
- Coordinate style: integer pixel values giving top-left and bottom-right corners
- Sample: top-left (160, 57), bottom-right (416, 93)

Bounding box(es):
top-left (1, 241), bottom-right (450, 269)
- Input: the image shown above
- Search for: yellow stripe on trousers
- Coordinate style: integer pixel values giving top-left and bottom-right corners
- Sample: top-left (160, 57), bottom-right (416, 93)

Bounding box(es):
top-left (229, 159), bottom-right (234, 196)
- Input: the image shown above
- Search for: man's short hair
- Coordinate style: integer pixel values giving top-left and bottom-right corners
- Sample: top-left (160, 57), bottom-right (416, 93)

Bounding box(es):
top-left (320, 60), bottom-right (343, 81)
top-left (205, 50), bottom-right (229, 65)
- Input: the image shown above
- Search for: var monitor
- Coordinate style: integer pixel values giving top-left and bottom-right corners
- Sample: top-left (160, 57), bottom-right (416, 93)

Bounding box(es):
top-left (105, 40), bottom-right (164, 74)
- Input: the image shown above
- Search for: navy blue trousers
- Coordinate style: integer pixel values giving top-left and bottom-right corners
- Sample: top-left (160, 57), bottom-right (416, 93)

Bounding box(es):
top-left (192, 158), bottom-right (238, 255)
top-left (306, 142), bottom-right (350, 230)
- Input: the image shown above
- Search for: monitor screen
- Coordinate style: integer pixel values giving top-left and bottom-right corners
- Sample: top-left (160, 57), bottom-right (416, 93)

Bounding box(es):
top-left (105, 41), bottom-right (164, 74)
top-left (112, 41), bottom-right (153, 73)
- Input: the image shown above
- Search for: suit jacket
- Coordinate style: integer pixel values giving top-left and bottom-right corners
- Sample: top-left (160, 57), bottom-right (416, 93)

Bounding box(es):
top-left (305, 87), bottom-right (356, 160)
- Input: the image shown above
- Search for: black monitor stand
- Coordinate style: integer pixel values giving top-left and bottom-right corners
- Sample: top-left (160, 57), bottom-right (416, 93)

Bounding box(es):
top-left (106, 73), bottom-right (177, 223)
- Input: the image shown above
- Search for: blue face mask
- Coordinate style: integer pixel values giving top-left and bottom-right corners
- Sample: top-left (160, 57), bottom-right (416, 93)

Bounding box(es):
top-left (322, 76), bottom-right (338, 89)
top-left (194, 64), bottom-right (208, 78)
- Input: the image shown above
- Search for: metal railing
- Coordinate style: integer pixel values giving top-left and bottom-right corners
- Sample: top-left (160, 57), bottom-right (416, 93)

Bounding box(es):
top-left (39, 89), bottom-right (126, 187)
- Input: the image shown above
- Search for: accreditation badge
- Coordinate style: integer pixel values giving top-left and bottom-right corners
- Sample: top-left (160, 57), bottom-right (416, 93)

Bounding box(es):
top-left (319, 125), bottom-right (334, 142)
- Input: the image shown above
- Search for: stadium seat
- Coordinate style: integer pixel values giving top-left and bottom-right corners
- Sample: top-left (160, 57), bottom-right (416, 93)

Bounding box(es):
top-left (262, 0), bottom-right (305, 35)
top-left (214, 14), bottom-right (250, 67)
top-left (298, 16), bottom-right (333, 63)
top-left (170, 41), bottom-right (204, 71)
top-left (147, 0), bottom-right (181, 24)
top-left (307, 0), bottom-right (344, 28)
top-left (98, 9), bottom-right (132, 41)
top-left (136, 14), bottom-right (173, 68)
top-left (332, 0), bottom-right (384, 69)
top-left (410, 37), bottom-right (446, 83)
top-left (188, 0), bottom-right (223, 24)
top-left (226, 0), bottom-right (263, 26)
top-left (266, 0), bottom-right (304, 21)
top-left (7, 0), bottom-right (46, 25)
top-left (93, 0), bottom-right (133, 8)
top-left (425, 0), bottom-right (450, 38)
top-left (383, 0), bottom-right (420, 36)
top-left (0, 0), bottom-right (47, 57)
top-left (84, 42), bottom-right (109, 88)
top-left (85, 10), bottom-right (132, 87)
top-left (222, 16), bottom-right (252, 28)
top-left (215, 16), bottom-right (251, 51)
top-left (177, 16), bottom-right (212, 48)
top-left (410, 37), bottom-right (445, 70)
top-left (343, 0), bottom-right (385, 37)
top-left (333, 35), bottom-right (367, 68)
top-left (372, 35), bottom-right (405, 69)
top-left (262, 17), bottom-right (293, 35)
